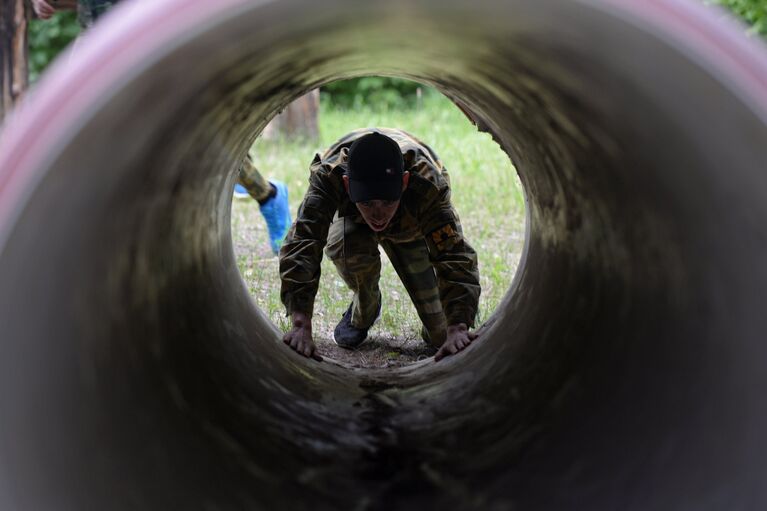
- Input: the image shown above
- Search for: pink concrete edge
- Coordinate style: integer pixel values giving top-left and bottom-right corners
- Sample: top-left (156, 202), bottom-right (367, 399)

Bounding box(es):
top-left (0, 0), bottom-right (250, 242)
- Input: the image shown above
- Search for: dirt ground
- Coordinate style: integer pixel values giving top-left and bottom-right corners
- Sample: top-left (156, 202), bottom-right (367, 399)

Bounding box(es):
top-left (311, 323), bottom-right (438, 368)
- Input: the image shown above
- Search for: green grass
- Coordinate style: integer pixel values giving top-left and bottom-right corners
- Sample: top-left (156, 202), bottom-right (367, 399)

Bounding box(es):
top-left (230, 91), bottom-right (525, 349)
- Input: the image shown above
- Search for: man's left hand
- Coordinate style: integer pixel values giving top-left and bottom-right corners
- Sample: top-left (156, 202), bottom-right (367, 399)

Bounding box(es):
top-left (435, 323), bottom-right (478, 362)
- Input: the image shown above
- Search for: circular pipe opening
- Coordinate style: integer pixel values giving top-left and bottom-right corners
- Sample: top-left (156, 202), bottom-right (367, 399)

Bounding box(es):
top-left (231, 80), bottom-right (525, 367)
top-left (1, 0), bottom-right (767, 509)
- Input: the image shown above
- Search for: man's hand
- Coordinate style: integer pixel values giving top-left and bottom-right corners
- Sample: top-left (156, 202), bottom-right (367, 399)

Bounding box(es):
top-left (31, 0), bottom-right (56, 19)
top-left (282, 311), bottom-right (322, 361)
top-left (435, 323), bottom-right (478, 362)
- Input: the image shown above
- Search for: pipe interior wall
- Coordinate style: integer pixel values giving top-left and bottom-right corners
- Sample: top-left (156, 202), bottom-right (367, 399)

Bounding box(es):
top-left (1, 0), bottom-right (766, 509)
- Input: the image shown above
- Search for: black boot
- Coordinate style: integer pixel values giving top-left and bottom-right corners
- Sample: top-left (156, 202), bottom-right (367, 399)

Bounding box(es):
top-left (333, 302), bottom-right (380, 349)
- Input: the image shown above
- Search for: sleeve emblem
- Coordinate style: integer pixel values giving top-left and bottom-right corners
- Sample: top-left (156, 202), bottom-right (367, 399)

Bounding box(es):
top-left (430, 223), bottom-right (459, 251)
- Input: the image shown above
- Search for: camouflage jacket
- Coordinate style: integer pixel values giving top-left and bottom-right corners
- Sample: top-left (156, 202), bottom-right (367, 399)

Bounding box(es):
top-left (279, 128), bottom-right (481, 327)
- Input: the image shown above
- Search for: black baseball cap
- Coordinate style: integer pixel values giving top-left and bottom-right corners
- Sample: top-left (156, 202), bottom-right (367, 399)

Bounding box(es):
top-left (346, 132), bottom-right (404, 202)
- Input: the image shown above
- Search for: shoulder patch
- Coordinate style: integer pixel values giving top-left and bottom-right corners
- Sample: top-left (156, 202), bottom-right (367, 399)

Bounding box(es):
top-left (430, 223), bottom-right (460, 251)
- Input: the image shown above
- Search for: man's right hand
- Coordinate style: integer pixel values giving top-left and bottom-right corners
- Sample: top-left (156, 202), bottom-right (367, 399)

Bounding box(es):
top-left (282, 312), bottom-right (322, 361)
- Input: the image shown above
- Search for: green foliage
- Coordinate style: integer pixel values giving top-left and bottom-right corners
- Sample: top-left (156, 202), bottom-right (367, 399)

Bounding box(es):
top-left (321, 77), bottom-right (429, 110)
top-left (710, 0), bottom-right (767, 36)
top-left (27, 12), bottom-right (81, 83)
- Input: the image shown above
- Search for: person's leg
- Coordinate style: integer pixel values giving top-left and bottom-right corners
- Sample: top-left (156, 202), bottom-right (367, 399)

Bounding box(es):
top-left (325, 216), bottom-right (382, 329)
top-left (237, 155), bottom-right (291, 255)
top-left (237, 155), bottom-right (273, 202)
top-left (381, 239), bottom-right (447, 346)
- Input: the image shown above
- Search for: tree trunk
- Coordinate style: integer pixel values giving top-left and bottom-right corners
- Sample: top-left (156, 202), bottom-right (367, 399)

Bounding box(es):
top-left (261, 89), bottom-right (320, 141)
top-left (0, 0), bottom-right (28, 124)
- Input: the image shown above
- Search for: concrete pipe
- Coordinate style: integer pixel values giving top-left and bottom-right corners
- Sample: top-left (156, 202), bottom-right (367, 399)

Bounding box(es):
top-left (1, 0), bottom-right (767, 509)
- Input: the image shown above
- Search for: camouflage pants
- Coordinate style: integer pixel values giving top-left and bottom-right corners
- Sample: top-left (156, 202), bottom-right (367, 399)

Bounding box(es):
top-left (78, 0), bottom-right (119, 27)
top-left (236, 155), bottom-right (272, 202)
top-left (325, 216), bottom-right (447, 346)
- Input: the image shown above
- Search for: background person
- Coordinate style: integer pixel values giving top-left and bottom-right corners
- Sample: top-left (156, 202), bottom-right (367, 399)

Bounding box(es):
top-left (235, 155), bottom-right (291, 255)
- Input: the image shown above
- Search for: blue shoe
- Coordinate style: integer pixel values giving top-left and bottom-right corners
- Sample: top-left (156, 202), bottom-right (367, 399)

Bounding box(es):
top-left (233, 183), bottom-right (249, 200)
top-left (260, 180), bottom-right (291, 255)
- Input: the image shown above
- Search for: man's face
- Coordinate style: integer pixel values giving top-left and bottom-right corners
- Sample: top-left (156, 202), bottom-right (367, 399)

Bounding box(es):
top-left (355, 199), bottom-right (401, 232)
top-left (342, 172), bottom-right (410, 232)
